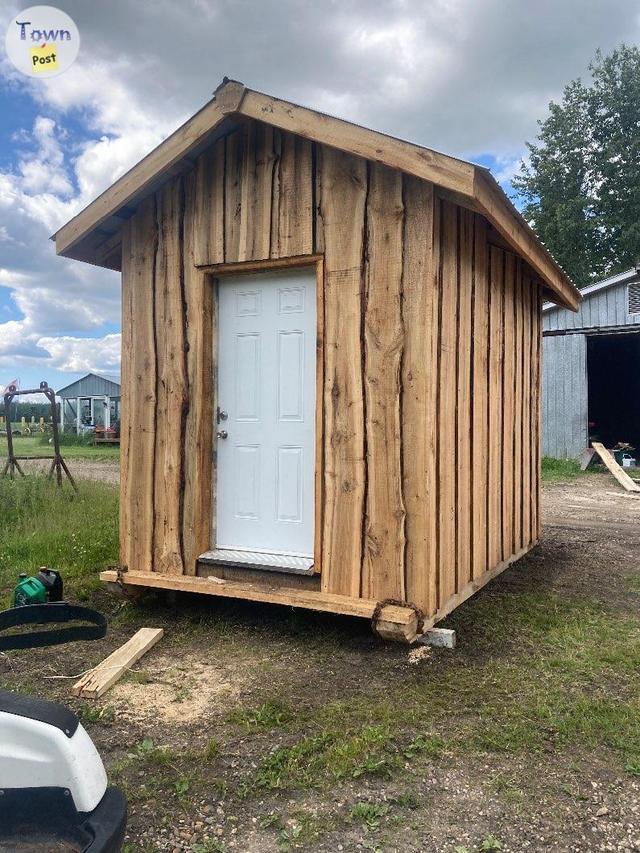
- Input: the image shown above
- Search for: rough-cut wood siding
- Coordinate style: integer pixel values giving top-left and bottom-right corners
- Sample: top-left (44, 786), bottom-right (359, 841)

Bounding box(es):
top-left (120, 119), bottom-right (543, 619)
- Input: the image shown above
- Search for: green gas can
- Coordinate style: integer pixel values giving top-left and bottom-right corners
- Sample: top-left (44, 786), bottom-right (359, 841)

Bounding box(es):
top-left (13, 573), bottom-right (48, 607)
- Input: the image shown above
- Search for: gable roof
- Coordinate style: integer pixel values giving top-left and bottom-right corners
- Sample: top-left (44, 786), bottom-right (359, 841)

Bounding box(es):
top-left (53, 78), bottom-right (580, 311)
top-left (543, 267), bottom-right (639, 313)
top-left (57, 371), bottom-right (121, 396)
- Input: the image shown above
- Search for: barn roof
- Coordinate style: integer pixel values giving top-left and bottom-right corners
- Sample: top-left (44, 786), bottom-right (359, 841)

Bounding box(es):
top-left (543, 267), bottom-right (639, 313)
top-left (53, 78), bottom-right (580, 311)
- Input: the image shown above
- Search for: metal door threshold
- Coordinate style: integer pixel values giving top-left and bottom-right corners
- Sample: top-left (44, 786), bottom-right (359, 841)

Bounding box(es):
top-left (199, 549), bottom-right (315, 575)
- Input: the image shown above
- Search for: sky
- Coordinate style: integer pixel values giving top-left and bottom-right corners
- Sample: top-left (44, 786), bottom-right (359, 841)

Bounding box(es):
top-left (0, 0), bottom-right (639, 392)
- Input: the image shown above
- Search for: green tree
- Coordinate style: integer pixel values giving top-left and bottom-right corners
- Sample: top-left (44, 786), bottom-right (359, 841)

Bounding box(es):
top-left (513, 45), bottom-right (640, 285)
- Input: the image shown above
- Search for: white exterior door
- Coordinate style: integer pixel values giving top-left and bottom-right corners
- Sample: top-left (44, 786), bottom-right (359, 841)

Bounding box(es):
top-left (215, 268), bottom-right (317, 560)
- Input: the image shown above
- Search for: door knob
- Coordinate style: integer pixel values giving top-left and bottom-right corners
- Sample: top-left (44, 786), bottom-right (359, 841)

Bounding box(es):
top-left (217, 430), bottom-right (228, 440)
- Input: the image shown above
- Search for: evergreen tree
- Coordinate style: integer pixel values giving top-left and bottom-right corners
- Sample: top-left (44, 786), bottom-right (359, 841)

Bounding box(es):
top-left (513, 45), bottom-right (640, 285)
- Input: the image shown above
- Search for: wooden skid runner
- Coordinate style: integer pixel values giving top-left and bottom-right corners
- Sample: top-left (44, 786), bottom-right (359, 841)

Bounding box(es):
top-left (101, 546), bottom-right (534, 641)
top-left (71, 627), bottom-right (164, 699)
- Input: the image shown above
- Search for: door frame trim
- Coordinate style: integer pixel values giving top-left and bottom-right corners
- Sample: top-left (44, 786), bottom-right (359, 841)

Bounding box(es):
top-left (203, 254), bottom-right (324, 575)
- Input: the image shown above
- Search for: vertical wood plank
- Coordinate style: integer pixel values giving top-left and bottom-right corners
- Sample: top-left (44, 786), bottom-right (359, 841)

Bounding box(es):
top-left (488, 246), bottom-right (504, 568)
top-left (456, 207), bottom-right (473, 590)
top-left (471, 216), bottom-right (489, 580)
top-left (318, 146), bottom-right (367, 597)
top-left (153, 179), bottom-right (188, 575)
top-left (238, 121), bottom-right (257, 262)
top-left (182, 169), bottom-right (214, 575)
top-left (513, 258), bottom-right (525, 551)
top-left (192, 137), bottom-right (225, 266)
top-left (532, 282), bottom-right (542, 542)
top-left (224, 128), bottom-right (244, 261)
top-left (522, 275), bottom-right (532, 543)
top-left (502, 252), bottom-right (515, 560)
top-left (402, 176), bottom-right (437, 615)
top-left (438, 200), bottom-right (458, 605)
top-left (119, 197), bottom-right (157, 574)
top-left (273, 132), bottom-right (313, 257)
top-left (238, 122), bottom-right (276, 261)
top-left (513, 260), bottom-right (524, 551)
top-left (361, 163), bottom-right (406, 601)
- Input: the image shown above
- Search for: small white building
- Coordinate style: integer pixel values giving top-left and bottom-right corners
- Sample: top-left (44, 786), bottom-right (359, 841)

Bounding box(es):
top-left (57, 372), bottom-right (121, 435)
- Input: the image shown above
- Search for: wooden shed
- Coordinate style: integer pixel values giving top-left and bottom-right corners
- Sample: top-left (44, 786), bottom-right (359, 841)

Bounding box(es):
top-left (53, 79), bottom-right (580, 640)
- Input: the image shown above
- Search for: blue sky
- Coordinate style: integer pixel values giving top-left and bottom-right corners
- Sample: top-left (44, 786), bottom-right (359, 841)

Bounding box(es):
top-left (1, 0), bottom-right (639, 393)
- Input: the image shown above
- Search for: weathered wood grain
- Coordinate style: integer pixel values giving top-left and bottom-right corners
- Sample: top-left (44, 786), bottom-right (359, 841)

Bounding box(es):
top-left (238, 122), bottom-right (276, 260)
top-left (192, 137), bottom-right (225, 266)
top-left (402, 176), bottom-right (437, 615)
top-left (522, 274), bottom-right (532, 543)
top-left (273, 132), bottom-right (313, 257)
top-left (317, 146), bottom-right (367, 597)
top-left (224, 128), bottom-right (244, 261)
top-left (488, 245), bottom-right (504, 568)
top-left (182, 169), bottom-right (215, 575)
top-left (361, 163), bottom-right (406, 601)
top-left (502, 252), bottom-right (515, 560)
top-left (456, 207), bottom-right (474, 590)
top-left (513, 260), bottom-right (524, 551)
top-left (120, 196), bottom-right (157, 574)
top-left (438, 199), bottom-right (458, 606)
top-left (471, 216), bottom-right (489, 580)
top-left (152, 180), bottom-right (188, 575)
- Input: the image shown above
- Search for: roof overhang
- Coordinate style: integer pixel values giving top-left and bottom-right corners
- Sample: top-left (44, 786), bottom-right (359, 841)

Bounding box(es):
top-left (53, 78), bottom-right (580, 311)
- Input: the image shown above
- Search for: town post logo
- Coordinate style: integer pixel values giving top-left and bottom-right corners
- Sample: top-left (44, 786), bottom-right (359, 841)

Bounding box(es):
top-left (5, 6), bottom-right (80, 78)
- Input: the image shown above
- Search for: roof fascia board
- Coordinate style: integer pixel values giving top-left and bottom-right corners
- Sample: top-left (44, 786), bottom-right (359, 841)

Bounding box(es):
top-left (473, 171), bottom-right (580, 311)
top-left (54, 89), bottom-right (244, 257)
top-left (52, 78), bottom-right (580, 309)
top-left (237, 89), bottom-right (476, 198)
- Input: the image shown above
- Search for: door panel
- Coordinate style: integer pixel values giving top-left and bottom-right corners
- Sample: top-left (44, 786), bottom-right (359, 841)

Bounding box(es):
top-left (216, 268), bottom-right (317, 557)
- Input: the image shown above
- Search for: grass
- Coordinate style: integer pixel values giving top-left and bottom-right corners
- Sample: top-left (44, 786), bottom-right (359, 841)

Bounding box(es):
top-left (0, 475), bottom-right (119, 604)
top-left (0, 434), bottom-right (119, 461)
top-left (3, 473), bottom-right (640, 849)
top-left (541, 456), bottom-right (582, 481)
top-left (231, 589), bottom-right (640, 797)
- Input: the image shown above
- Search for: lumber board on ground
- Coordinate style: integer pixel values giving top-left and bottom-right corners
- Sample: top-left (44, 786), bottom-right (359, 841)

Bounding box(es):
top-left (592, 443), bottom-right (640, 493)
top-left (71, 628), bottom-right (164, 699)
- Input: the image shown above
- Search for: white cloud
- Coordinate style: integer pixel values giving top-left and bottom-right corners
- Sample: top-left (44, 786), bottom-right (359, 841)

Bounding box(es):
top-left (36, 333), bottom-right (121, 373)
top-left (0, 0), bottom-right (639, 382)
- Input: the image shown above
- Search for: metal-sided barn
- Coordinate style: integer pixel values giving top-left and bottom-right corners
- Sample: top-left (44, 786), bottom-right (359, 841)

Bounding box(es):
top-left (543, 267), bottom-right (640, 460)
top-left (53, 80), bottom-right (579, 639)
top-left (57, 372), bottom-right (121, 434)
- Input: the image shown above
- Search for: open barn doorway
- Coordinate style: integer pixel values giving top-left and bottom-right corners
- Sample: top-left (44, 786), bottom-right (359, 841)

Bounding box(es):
top-left (587, 332), bottom-right (640, 454)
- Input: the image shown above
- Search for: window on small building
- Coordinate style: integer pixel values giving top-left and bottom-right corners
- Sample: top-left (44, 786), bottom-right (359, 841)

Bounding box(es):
top-left (628, 282), bottom-right (640, 315)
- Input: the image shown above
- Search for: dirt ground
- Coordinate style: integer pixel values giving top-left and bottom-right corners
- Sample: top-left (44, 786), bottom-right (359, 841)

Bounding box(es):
top-left (15, 456), bottom-right (121, 484)
top-left (2, 474), bottom-right (640, 853)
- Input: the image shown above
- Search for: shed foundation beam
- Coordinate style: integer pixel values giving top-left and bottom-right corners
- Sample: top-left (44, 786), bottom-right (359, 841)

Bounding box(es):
top-left (100, 570), bottom-right (432, 641)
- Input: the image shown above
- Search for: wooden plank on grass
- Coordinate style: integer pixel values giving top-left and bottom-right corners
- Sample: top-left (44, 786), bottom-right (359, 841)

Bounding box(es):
top-left (71, 628), bottom-right (164, 699)
top-left (592, 442), bottom-right (640, 493)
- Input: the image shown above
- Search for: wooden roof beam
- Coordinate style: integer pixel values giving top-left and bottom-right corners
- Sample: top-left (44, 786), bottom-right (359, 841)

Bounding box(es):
top-left (236, 89), bottom-right (476, 198)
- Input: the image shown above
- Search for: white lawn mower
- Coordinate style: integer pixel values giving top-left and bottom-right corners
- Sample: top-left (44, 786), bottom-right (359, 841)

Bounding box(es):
top-left (0, 600), bottom-right (127, 851)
